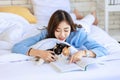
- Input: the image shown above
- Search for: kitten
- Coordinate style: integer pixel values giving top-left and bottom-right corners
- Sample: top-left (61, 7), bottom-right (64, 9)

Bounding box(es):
top-left (47, 43), bottom-right (70, 56)
top-left (35, 43), bottom-right (70, 65)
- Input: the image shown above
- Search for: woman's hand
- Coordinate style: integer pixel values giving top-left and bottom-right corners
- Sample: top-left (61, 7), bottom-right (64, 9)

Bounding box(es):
top-left (28, 48), bottom-right (58, 62)
top-left (69, 50), bottom-right (86, 63)
top-left (69, 50), bottom-right (96, 63)
top-left (38, 50), bottom-right (58, 62)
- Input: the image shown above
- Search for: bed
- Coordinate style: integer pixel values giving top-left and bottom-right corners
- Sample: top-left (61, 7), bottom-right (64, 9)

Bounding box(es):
top-left (0, 0), bottom-right (120, 80)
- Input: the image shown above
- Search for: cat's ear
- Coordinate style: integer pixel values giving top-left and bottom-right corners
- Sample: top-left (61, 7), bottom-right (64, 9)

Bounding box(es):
top-left (66, 45), bottom-right (70, 48)
top-left (56, 43), bottom-right (59, 45)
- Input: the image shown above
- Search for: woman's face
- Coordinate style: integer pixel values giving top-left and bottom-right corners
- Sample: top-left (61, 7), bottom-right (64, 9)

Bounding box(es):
top-left (55, 21), bottom-right (71, 41)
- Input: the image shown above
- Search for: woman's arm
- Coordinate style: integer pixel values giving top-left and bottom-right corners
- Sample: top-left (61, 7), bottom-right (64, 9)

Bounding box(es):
top-left (83, 34), bottom-right (108, 57)
top-left (67, 28), bottom-right (108, 63)
top-left (69, 28), bottom-right (108, 57)
top-left (12, 29), bottom-right (47, 55)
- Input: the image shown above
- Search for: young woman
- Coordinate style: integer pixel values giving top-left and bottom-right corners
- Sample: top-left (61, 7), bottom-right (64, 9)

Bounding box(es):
top-left (12, 10), bottom-right (108, 63)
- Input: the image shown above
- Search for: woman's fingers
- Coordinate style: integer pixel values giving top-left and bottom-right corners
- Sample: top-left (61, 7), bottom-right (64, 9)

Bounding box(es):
top-left (69, 52), bottom-right (82, 63)
top-left (69, 55), bottom-right (80, 63)
top-left (45, 51), bottom-right (58, 62)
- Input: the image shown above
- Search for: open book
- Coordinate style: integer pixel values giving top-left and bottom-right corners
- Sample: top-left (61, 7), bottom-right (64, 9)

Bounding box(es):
top-left (50, 57), bottom-right (98, 72)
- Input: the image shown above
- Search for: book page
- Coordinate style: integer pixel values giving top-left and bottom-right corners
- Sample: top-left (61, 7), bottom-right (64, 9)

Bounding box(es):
top-left (50, 59), bottom-right (83, 72)
top-left (50, 55), bottom-right (97, 72)
top-left (76, 57), bottom-right (97, 71)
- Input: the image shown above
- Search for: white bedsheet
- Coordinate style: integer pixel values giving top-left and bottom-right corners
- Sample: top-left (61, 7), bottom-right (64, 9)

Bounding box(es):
top-left (0, 52), bottom-right (120, 80)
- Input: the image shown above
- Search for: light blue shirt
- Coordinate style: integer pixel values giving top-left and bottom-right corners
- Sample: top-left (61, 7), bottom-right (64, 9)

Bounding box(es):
top-left (12, 28), bottom-right (108, 57)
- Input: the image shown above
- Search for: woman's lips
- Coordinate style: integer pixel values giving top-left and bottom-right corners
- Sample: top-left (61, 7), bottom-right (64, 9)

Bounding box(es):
top-left (59, 38), bottom-right (65, 41)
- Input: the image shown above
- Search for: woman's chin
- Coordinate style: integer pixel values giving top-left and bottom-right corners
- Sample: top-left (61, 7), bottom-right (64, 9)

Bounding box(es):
top-left (58, 39), bottom-right (65, 42)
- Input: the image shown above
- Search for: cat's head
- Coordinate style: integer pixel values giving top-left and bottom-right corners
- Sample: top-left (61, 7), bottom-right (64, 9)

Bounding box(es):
top-left (53, 43), bottom-right (70, 55)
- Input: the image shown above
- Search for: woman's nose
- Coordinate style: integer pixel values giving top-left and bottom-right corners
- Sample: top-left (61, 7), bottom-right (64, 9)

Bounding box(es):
top-left (60, 31), bottom-right (65, 37)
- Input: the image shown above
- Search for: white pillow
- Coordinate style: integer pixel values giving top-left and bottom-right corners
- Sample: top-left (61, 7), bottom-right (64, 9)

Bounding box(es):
top-left (0, 41), bottom-right (13, 50)
top-left (31, 0), bottom-right (71, 26)
top-left (0, 13), bottom-right (31, 44)
top-left (89, 26), bottom-right (120, 55)
top-left (0, 24), bottom-right (24, 43)
top-left (0, 13), bottom-right (29, 33)
top-left (0, 19), bottom-right (11, 34)
top-left (31, 38), bottom-right (78, 55)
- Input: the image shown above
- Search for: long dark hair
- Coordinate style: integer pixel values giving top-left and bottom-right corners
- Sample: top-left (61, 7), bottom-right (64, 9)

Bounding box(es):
top-left (47, 10), bottom-right (82, 38)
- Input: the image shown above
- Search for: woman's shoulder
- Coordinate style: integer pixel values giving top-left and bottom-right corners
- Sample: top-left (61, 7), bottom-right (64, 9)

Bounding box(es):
top-left (38, 29), bottom-right (47, 35)
top-left (66, 27), bottom-right (88, 47)
top-left (72, 27), bottom-right (87, 35)
top-left (33, 29), bottom-right (47, 39)
top-left (67, 28), bottom-right (87, 40)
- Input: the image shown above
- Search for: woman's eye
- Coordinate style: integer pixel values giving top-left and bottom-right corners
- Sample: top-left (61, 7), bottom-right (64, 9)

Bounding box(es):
top-left (64, 30), bottom-right (69, 32)
top-left (56, 29), bottom-right (60, 32)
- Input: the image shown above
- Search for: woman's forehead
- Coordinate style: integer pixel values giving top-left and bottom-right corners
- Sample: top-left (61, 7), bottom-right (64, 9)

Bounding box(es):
top-left (57, 21), bottom-right (70, 28)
